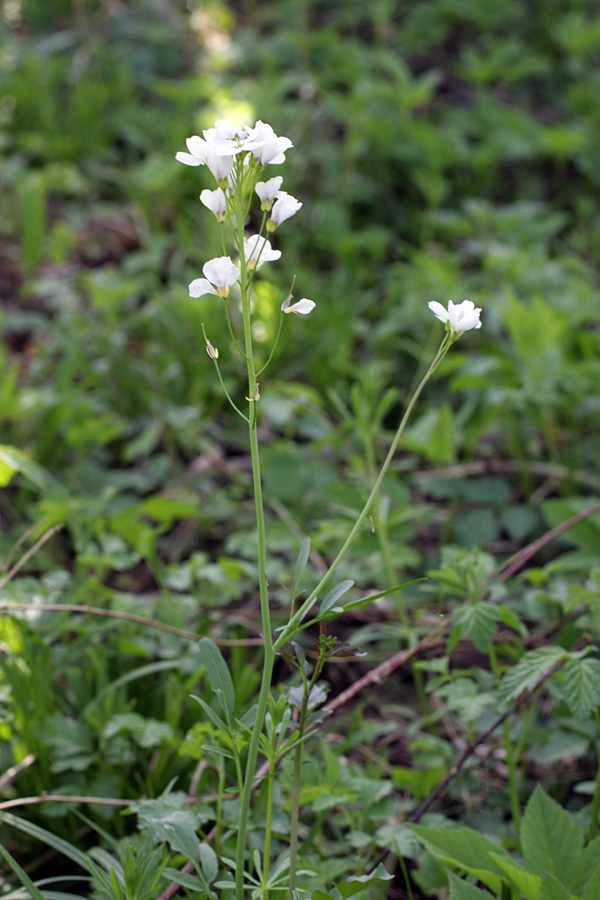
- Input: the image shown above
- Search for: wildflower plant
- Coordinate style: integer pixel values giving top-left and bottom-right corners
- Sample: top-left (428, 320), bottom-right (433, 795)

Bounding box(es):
top-left (175, 118), bottom-right (482, 899)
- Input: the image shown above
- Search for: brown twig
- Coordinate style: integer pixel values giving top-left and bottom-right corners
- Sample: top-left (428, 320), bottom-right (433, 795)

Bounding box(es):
top-left (0, 525), bottom-right (63, 592)
top-left (0, 793), bottom-right (131, 811)
top-left (408, 653), bottom-right (570, 824)
top-left (0, 603), bottom-right (264, 647)
top-left (0, 754), bottom-right (36, 792)
top-left (488, 501), bottom-right (600, 585)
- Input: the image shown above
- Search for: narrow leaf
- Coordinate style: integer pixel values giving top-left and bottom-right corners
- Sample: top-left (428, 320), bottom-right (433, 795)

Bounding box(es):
top-left (318, 580), bottom-right (354, 616)
top-left (197, 638), bottom-right (235, 719)
top-left (162, 869), bottom-right (204, 891)
top-left (199, 842), bottom-right (218, 883)
top-left (0, 812), bottom-right (91, 873)
top-left (0, 841), bottom-right (47, 900)
top-left (292, 537), bottom-right (311, 597)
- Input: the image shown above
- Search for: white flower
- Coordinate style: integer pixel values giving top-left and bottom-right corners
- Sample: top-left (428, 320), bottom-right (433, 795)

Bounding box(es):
top-left (428, 299), bottom-right (482, 335)
top-left (248, 120), bottom-right (293, 165)
top-left (200, 187), bottom-right (228, 222)
top-left (256, 177), bottom-right (283, 211)
top-left (281, 296), bottom-right (315, 316)
top-left (189, 256), bottom-right (239, 299)
top-left (244, 235), bottom-right (281, 270)
top-left (267, 191), bottom-right (302, 231)
top-left (205, 339), bottom-right (219, 359)
top-left (176, 134), bottom-right (235, 185)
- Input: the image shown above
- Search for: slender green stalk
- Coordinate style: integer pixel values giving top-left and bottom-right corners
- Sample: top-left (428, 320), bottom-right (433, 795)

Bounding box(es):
top-left (589, 709), bottom-right (600, 841)
top-left (289, 658), bottom-right (325, 895)
top-left (261, 757), bottom-right (275, 900)
top-left (274, 335), bottom-right (453, 651)
top-left (234, 195), bottom-right (276, 900)
top-left (488, 643), bottom-right (521, 848)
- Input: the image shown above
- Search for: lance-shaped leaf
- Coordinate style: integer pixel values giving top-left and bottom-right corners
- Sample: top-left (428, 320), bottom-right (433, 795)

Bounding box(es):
top-left (318, 580), bottom-right (354, 616)
top-left (292, 536), bottom-right (311, 598)
top-left (197, 638), bottom-right (235, 720)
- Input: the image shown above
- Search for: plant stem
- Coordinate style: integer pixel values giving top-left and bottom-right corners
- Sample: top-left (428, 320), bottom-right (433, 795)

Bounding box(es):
top-left (274, 335), bottom-right (452, 650)
top-left (488, 643), bottom-right (521, 848)
top-left (261, 756), bottom-right (275, 900)
top-left (589, 709), bottom-right (600, 841)
top-left (234, 199), bottom-right (275, 900)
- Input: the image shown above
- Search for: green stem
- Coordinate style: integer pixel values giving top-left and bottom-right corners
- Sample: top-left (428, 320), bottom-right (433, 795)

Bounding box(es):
top-left (489, 643), bottom-right (521, 848)
top-left (234, 195), bottom-right (275, 900)
top-left (274, 335), bottom-right (453, 651)
top-left (262, 756), bottom-right (275, 900)
top-left (589, 709), bottom-right (600, 841)
top-left (289, 662), bottom-right (324, 895)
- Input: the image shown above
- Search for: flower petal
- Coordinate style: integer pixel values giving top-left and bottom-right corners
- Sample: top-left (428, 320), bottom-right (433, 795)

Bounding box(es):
top-left (189, 278), bottom-right (217, 298)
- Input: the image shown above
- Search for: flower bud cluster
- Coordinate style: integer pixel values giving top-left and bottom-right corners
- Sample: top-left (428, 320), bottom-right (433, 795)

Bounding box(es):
top-left (177, 118), bottom-right (313, 317)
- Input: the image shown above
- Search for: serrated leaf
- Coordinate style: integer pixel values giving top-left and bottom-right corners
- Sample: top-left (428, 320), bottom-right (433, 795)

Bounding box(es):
top-left (582, 869), bottom-right (600, 900)
top-left (520, 785), bottom-right (584, 890)
top-left (574, 835), bottom-right (600, 891)
top-left (318, 580), bottom-right (354, 616)
top-left (452, 603), bottom-right (500, 653)
top-left (448, 871), bottom-right (495, 899)
top-left (540, 871), bottom-right (572, 900)
top-left (489, 854), bottom-right (540, 900)
top-left (498, 604), bottom-right (527, 636)
top-left (497, 646), bottom-right (567, 706)
top-left (292, 537), bottom-right (311, 597)
top-left (197, 639), bottom-right (234, 719)
top-left (411, 825), bottom-right (511, 896)
top-left (559, 657), bottom-right (600, 718)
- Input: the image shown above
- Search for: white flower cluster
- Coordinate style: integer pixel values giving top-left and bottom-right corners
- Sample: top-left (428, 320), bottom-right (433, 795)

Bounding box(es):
top-left (178, 118), bottom-right (314, 316)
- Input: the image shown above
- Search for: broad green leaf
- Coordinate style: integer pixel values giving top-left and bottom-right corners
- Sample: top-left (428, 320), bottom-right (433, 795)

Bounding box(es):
top-left (448, 872), bottom-right (495, 899)
top-left (520, 785), bottom-right (584, 890)
top-left (199, 842), bottom-right (218, 883)
top-left (452, 603), bottom-right (500, 652)
top-left (318, 580), bottom-right (354, 616)
top-left (292, 536), bottom-right (311, 597)
top-left (574, 836), bottom-right (600, 891)
top-left (539, 871), bottom-right (571, 900)
top-left (582, 869), bottom-right (600, 900)
top-left (496, 646), bottom-right (567, 706)
top-left (489, 853), bottom-right (540, 900)
top-left (411, 825), bottom-right (510, 895)
top-left (197, 638), bottom-right (235, 719)
top-left (559, 657), bottom-right (600, 718)
top-left (498, 604), bottom-right (527, 637)
top-left (0, 445), bottom-right (50, 490)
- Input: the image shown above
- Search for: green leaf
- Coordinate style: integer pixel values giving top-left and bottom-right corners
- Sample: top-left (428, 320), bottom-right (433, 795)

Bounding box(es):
top-left (162, 869), bottom-right (205, 891)
top-left (199, 842), bottom-right (218, 883)
top-left (559, 657), bottom-right (600, 718)
top-left (498, 604), bottom-right (527, 636)
top-left (448, 871), bottom-right (495, 899)
top-left (292, 536), bottom-right (311, 598)
top-left (452, 603), bottom-right (500, 653)
top-left (574, 836), bottom-right (600, 891)
top-left (190, 696), bottom-right (230, 735)
top-left (0, 840), bottom-right (47, 900)
top-left (489, 854), bottom-right (540, 900)
top-left (197, 638), bottom-right (235, 719)
top-left (496, 646), bottom-right (567, 706)
top-left (0, 812), bottom-right (91, 873)
top-left (318, 580), bottom-right (355, 616)
top-left (582, 869), bottom-right (600, 900)
top-left (335, 864), bottom-right (394, 898)
top-left (539, 871), bottom-right (572, 900)
top-left (520, 785), bottom-right (584, 890)
top-left (412, 825), bottom-right (511, 895)
top-left (0, 444), bottom-right (50, 490)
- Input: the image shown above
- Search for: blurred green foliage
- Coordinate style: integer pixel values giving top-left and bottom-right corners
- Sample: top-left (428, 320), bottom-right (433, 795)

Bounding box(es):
top-left (1, 0), bottom-right (600, 893)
